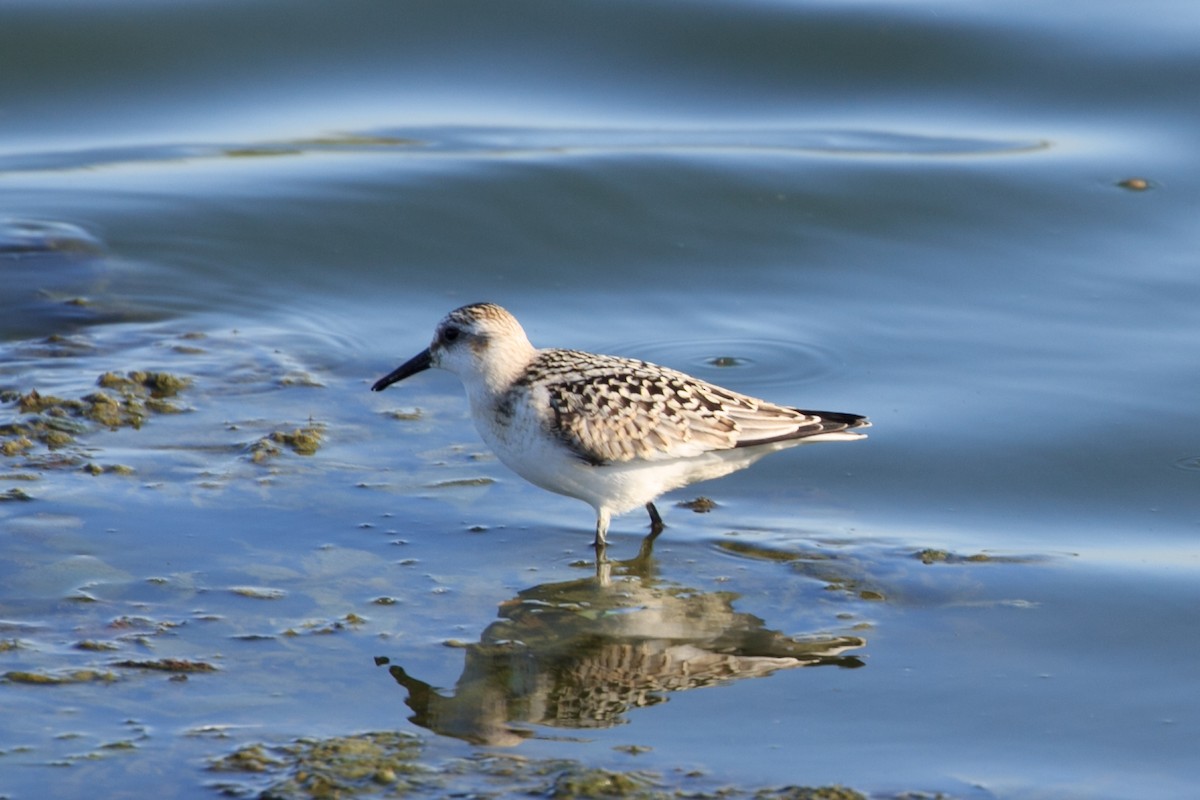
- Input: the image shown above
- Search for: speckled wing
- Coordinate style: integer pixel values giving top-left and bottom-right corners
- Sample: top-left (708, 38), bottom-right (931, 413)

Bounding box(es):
top-left (527, 349), bottom-right (862, 465)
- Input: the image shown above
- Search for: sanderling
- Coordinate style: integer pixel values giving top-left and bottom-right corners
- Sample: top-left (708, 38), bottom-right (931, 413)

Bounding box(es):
top-left (372, 303), bottom-right (868, 550)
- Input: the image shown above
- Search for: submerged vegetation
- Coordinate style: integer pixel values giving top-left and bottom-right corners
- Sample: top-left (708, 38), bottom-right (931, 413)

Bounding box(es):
top-left (1, 347), bottom-right (334, 485)
top-left (0, 370), bottom-right (192, 474)
top-left (208, 731), bottom-right (871, 800)
top-left (2, 668), bottom-right (120, 685)
top-left (249, 424), bottom-right (326, 463)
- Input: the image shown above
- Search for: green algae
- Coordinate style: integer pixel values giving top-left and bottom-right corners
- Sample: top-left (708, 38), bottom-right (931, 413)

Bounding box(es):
top-left (224, 147), bottom-right (303, 158)
top-left (425, 477), bottom-right (495, 489)
top-left (82, 463), bottom-right (135, 476)
top-left (0, 371), bottom-right (192, 468)
top-left (212, 743), bottom-right (288, 773)
top-left (3, 669), bottom-right (120, 685)
top-left (221, 134), bottom-right (418, 161)
top-left (913, 548), bottom-right (1042, 565)
top-left (209, 732), bottom-right (425, 798)
top-left (294, 134), bottom-right (418, 147)
top-left (676, 496), bottom-right (717, 513)
top-left (1, 435), bottom-right (34, 456)
top-left (549, 766), bottom-right (658, 798)
top-left (273, 426), bottom-right (324, 455)
top-left (755, 788), bottom-right (866, 800)
top-left (110, 659), bottom-right (218, 673)
top-left (97, 370), bottom-right (191, 398)
top-left (247, 438), bottom-right (283, 463)
top-left (281, 613), bottom-right (368, 638)
top-left (210, 732), bottom-right (876, 800)
top-left (230, 586), bottom-right (288, 600)
top-left (249, 425), bottom-right (326, 462)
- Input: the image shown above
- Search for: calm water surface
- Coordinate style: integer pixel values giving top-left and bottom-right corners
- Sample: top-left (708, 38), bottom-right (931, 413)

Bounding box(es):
top-left (3, 1), bottom-right (1199, 798)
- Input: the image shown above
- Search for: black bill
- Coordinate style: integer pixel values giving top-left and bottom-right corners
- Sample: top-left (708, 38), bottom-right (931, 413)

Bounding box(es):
top-left (371, 348), bottom-right (432, 392)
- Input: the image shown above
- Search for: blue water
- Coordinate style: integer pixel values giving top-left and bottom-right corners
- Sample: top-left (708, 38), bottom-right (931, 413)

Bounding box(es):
top-left (3, 1), bottom-right (1200, 798)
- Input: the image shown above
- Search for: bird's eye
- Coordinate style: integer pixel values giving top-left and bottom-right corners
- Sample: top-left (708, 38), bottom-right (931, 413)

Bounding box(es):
top-left (443, 326), bottom-right (461, 342)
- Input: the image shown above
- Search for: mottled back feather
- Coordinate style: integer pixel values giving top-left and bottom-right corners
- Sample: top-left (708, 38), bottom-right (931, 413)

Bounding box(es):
top-left (511, 349), bottom-right (866, 465)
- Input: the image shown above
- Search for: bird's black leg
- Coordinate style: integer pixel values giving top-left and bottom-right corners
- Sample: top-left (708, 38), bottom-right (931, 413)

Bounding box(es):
top-left (630, 503), bottom-right (665, 565)
top-left (645, 502), bottom-right (664, 533)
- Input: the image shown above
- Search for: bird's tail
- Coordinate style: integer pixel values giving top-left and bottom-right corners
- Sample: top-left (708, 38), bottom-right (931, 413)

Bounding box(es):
top-left (796, 409), bottom-right (870, 442)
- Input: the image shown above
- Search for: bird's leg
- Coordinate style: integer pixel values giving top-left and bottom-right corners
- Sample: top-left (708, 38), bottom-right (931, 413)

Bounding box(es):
top-left (634, 502), bottom-right (665, 562)
top-left (645, 502), bottom-right (664, 533)
top-left (593, 508), bottom-right (611, 549)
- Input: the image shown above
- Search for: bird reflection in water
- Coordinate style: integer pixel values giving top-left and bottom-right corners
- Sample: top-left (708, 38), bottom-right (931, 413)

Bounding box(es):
top-left (379, 550), bottom-right (865, 746)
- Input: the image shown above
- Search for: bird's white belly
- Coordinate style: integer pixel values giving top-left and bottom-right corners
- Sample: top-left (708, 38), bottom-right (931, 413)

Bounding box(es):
top-left (470, 389), bottom-right (787, 516)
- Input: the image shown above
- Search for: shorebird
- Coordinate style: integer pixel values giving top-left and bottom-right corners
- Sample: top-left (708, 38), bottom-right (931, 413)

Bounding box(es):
top-left (372, 303), bottom-right (868, 550)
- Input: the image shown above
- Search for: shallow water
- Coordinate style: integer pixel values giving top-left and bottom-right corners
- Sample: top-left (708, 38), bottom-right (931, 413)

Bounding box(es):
top-left (3, 1), bottom-right (1200, 798)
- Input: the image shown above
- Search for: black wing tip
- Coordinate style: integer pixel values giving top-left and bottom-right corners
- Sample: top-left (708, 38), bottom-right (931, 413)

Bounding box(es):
top-left (809, 410), bottom-right (871, 430)
top-left (733, 409), bottom-right (870, 450)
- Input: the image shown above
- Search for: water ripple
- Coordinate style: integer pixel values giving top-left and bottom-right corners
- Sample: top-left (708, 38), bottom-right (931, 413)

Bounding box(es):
top-left (0, 126), bottom-right (1048, 177)
top-left (1172, 456), bottom-right (1200, 473)
top-left (609, 336), bottom-right (843, 391)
